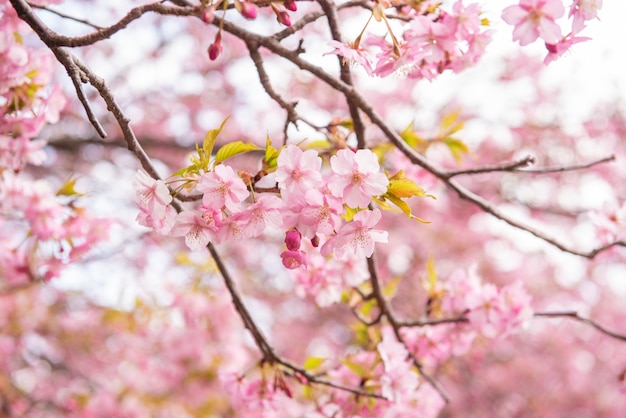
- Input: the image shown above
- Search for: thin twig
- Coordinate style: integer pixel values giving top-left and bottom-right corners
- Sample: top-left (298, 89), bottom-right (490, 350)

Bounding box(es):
top-left (444, 155), bottom-right (536, 178)
top-left (518, 155), bottom-right (616, 174)
top-left (216, 19), bottom-right (626, 259)
top-left (399, 316), bottom-right (469, 327)
top-left (28, 3), bottom-right (106, 30)
top-left (534, 311), bottom-right (626, 342)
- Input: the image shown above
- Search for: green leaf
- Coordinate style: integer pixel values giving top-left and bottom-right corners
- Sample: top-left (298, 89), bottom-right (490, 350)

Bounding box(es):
top-left (440, 110), bottom-right (464, 135)
top-left (303, 357), bottom-right (326, 371)
top-left (383, 276), bottom-right (402, 299)
top-left (341, 359), bottom-right (366, 378)
top-left (400, 122), bottom-right (426, 150)
top-left (337, 118), bottom-right (354, 131)
top-left (264, 136), bottom-right (282, 169)
top-left (341, 205), bottom-right (359, 222)
top-left (360, 299), bottom-right (377, 317)
top-left (387, 170), bottom-right (429, 199)
top-left (443, 137), bottom-right (469, 162)
top-left (215, 141), bottom-right (262, 164)
top-left (203, 117), bottom-right (229, 159)
top-left (56, 176), bottom-right (82, 197)
top-left (304, 139), bottom-right (332, 150)
top-left (377, 194), bottom-right (431, 223)
top-left (425, 256), bottom-right (437, 291)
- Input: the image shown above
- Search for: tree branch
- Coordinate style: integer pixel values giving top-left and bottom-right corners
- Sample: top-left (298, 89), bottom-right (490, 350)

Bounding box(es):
top-left (534, 311), bottom-right (626, 342)
top-left (367, 255), bottom-right (450, 403)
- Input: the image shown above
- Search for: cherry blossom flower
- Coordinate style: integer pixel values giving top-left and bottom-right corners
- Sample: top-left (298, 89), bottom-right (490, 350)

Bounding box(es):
top-left (197, 164), bottom-right (249, 212)
top-left (502, 0), bottom-right (565, 46)
top-left (544, 35), bottom-right (590, 64)
top-left (133, 169), bottom-right (172, 220)
top-left (297, 188), bottom-right (343, 238)
top-left (328, 148), bottom-right (389, 209)
top-left (280, 249), bottom-right (307, 269)
top-left (275, 145), bottom-right (323, 199)
top-left (333, 209), bottom-right (388, 258)
top-left (325, 40), bottom-right (374, 75)
top-left (235, 194), bottom-right (283, 238)
top-left (570, 0), bottom-right (603, 34)
top-left (378, 327), bottom-right (419, 403)
top-left (170, 208), bottom-right (221, 250)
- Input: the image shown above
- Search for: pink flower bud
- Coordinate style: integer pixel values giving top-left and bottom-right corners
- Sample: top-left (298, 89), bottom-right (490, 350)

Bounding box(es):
top-left (285, 229), bottom-right (301, 251)
top-left (240, 2), bottom-right (258, 19)
top-left (277, 11), bottom-right (291, 26)
top-left (208, 33), bottom-right (222, 61)
top-left (281, 250), bottom-right (307, 269)
top-left (201, 7), bottom-right (215, 24)
top-left (284, 0), bottom-right (297, 12)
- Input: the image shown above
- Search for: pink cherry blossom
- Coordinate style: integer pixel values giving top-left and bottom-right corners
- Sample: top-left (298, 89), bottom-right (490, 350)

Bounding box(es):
top-left (237, 194), bottom-right (283, 238)
top-left (328, 148), bottom-right (389, 208)
top-left (170, 208), bottom-right (220, 250)
top-left (197, 164), bottom-right (249, 212)
top-left (544, 35), bottom-right (590, 64)
top-left (275, 145), bottom-right (323, 200)
top-left (378, 327), bottom-right (419, 403)
top-left (133, 169), bottom-right (172, 220)
top-left (281, 249), bottom-right (307, 269)
top-left (297, 188), bottom-right (343, 238)
top-left (502, 0), bottom-right (565, 46)
top-left (570, 0), bottom-right (602, 34)
top-left (333, 209), bottom-right (388, 258)
top-left (325, 40), bottom-right (374, 75)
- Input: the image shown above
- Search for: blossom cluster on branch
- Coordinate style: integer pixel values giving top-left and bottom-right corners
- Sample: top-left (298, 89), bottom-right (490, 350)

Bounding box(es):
top-left (1, 0), bottom-right (625, 416)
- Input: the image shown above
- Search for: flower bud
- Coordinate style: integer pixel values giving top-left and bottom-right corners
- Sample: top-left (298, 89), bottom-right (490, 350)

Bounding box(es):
top-left (284, 0), bottom-right (297, 12)
top-left (208, 33), bottom-right (222, 61)
top-left (277, 11), bottom-right (291, 26)
top-left (201, 7), bottom-right (215, 24)
top-left (240, 2), bottom-right (258, 19)
top-left (285, 229), bottom-right (301, 251)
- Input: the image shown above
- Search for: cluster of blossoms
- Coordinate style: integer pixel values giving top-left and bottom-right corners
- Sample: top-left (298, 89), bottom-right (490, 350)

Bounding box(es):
top-left (326, 0), bottom-right (492, 79)
top-left (1, 0), bottom-right (109, 284)
top-left (502, 0), bottom-right (603, 63)
top-left (326, 0), bottom-right (603, 77)
top-left (401, 268), bottom-right (533, 370)
top-left (135, 144), bottom-right (394, 306)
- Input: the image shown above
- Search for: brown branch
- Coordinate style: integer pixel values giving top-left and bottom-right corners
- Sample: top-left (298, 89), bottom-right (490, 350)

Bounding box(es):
top-left (216, 19), bottom-right (626, 259)
top-left (28, 2), bottom-right (106, 30)
top-left (207, 242), bottom-right (276, 359)
top-left (11, 0), bottom-right (196, 48)
top-left (317, 0), bottom-right (366, 149)
top-left (520, 155), bottom-right (616, 174)
top-left (367, 255), bottom-right (450, 403)
top-left (534, 311), bottom-right (626, 342)
top-left (49, 48), bottom-right (107, 138)
top-left (399, 316), bottom-right (469, 327)
top-left (444, 155), bottom-right (536, 178)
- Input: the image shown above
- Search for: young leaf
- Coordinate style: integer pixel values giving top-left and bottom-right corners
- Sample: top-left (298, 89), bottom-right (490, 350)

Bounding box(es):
top-left (443, 137), bottom-right (470, 161)
top-left (341, 359), bottom-right (366, 378)
top-left (400, 122), bottom-right (427, 151)
top-left (264, 136), bottom-right (282, 169)
top-left (56, 176), bottom-right (83, 197)
top-left (303, 357), bottom-right (326, 371)
top-left (387, 170), bottom-right (430, 199)
top-left (440, 109), bottom-right (464, 135)
top-left (202, 117), bottom-right (229, 161)
top-left (214, 141), bottom-right (262, 164)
